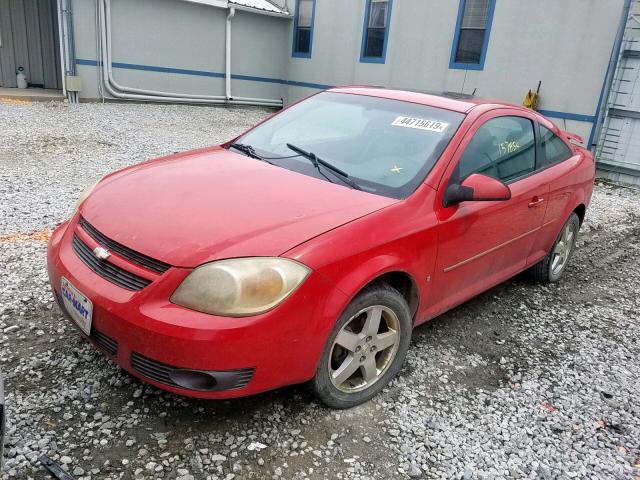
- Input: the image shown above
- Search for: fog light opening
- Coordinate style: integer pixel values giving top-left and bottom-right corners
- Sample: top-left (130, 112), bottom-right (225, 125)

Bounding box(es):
top-left (168, 369), bottom-right (218, 391)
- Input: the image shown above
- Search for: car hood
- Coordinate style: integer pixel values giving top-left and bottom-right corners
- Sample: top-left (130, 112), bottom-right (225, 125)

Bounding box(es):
top-left (81, 147), bottom-right (396, 267)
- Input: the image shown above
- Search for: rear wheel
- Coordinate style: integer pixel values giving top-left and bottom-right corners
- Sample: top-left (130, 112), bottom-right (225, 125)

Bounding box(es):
top-left (530, 212), bottom-right (580, 283)
top-left (310, 283), bottom-right (412, 409)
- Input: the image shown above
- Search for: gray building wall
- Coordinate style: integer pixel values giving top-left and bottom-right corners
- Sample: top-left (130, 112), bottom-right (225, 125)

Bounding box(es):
top-left (73, 0), bottom-right (289, 102)
top-left (69, 0), bottom-right (626, 150)
top-left (284, 0), bottom-right (626, 145)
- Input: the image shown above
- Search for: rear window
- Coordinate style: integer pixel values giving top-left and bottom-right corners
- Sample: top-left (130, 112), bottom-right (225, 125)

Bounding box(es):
top-left (539, 125), bottom-right (573, 168)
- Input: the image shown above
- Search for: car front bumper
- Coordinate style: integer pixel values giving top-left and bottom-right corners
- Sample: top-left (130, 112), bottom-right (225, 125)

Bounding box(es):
top-left (47, 217), bottom-right (348, 399)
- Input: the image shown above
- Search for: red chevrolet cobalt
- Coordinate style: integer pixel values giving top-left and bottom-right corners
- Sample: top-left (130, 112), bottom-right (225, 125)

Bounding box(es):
top-left (48, 88), bottom-right (595, 408)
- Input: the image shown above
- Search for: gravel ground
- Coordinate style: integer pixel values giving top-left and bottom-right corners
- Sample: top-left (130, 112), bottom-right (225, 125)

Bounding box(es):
top-left (1, 100), bottom-right (639, 480)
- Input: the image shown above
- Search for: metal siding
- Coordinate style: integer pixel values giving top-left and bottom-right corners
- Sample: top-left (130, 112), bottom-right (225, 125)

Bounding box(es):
top-left (39, 0), bottom-right (61, 89)
top-left (0, 0), bottom-right (18, 86)
top-left (596, 1), bottom-right (640, 183)
top-left (9, 0), bottom-right (29, 81)
top-left (0, 0), bottom-right (60, 89)
top-left (25, 0), bottom-right (44, 87)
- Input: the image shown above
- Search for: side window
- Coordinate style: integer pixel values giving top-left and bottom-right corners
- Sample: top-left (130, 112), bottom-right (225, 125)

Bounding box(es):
top-left (292, 0), bottom-right (315, 57)
top-left (457, 116), bottom-right (536, 183)
top-left (538, 125), bottom-right (572, 168)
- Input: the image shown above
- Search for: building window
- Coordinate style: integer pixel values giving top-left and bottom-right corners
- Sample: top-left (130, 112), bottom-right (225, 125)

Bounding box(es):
top-left (360, 0), bottom-right (393, 63)
top-left (292, 0), bottom-right (315, 58)
top-left (450, 0), bottom-right (496, 70)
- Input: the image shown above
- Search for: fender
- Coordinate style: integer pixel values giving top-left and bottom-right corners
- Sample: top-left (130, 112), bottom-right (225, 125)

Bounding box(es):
top-left (315, 252), bottom-right (425, 324)
top-left (550, 187), bottom-right (586, 246)
top-left (299, 257), bottom-right (422, 378)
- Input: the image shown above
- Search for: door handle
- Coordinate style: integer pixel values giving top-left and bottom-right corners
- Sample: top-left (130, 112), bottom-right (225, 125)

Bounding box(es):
top-left (528, 197), bottom-right (545, 208)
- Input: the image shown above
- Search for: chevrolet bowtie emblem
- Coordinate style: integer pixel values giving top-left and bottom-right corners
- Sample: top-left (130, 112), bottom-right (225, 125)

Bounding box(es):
top-left (93, 246), bottom-right (111, 261)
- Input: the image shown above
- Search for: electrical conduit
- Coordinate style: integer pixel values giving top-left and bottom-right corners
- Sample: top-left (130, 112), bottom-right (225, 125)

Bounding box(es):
top-left (98, 0), bottom-right (283, 107)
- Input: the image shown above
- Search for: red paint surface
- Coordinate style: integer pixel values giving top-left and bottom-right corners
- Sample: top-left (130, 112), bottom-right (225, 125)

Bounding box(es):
top-left (47, 88), bottom-right (595, 398)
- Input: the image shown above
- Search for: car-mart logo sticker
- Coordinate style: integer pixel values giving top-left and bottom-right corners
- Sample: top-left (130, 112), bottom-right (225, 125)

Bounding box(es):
top-left (391, 116), bottom-right (449, 133)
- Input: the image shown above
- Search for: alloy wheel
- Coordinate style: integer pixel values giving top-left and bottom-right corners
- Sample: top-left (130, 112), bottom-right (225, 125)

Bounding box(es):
top-left (551, 221), bottom-right (577, 276)
top-left (328, 305), bottom-right (401, 393)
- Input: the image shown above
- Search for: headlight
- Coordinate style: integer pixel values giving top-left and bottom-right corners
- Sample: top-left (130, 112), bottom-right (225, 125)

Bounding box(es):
top-left (75, 178), bottom-right (102, 211)
top-left (171, 258), bottom-right (311, 316)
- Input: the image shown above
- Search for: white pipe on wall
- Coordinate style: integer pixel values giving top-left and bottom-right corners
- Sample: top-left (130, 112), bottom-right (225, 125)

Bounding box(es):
top-left (57, 0), bottom-right (67, 96)
top-left (225, 7), bottom-right (235, 100)
top-left (98, 0), bottom-right (282, 107)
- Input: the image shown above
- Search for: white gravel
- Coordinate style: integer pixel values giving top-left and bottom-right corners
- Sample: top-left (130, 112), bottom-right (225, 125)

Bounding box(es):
top-left (1, 100), bottom-right (639, 479)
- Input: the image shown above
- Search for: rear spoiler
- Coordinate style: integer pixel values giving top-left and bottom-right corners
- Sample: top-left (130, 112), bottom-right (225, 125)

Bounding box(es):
top-left (562, 130), bottom-right (585, 147)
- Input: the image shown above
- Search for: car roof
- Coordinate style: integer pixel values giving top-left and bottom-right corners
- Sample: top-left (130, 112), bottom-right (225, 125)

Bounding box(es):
top-left (328, 86), bottom-right (526, 115)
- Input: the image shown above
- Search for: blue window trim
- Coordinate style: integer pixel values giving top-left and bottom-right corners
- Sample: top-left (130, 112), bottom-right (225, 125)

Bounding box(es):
top-left (291, 0), bottom-right (316, 59)
top-left (359, 0), bottom-right (393, 64)
top-left (449, 0), bottom-right (496, 71)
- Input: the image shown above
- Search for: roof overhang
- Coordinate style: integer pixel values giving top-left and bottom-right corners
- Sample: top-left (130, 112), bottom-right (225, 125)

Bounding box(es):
top-left (182, 0), bottom-right (291, 17)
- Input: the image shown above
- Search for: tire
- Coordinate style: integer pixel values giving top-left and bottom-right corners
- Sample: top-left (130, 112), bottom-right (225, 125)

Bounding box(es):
top-left (310, 282), bottom-right (412, 409)
top-left (529, 212), bottom-right (580, 283)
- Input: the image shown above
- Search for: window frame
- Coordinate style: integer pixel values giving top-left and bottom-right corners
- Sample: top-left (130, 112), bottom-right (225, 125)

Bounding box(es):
top-left (359, 0), bottom-right (394, 64)
top-left (449, 0), bottom-right (496, 71)
top-left (292, 0), bottom-right (316, 58)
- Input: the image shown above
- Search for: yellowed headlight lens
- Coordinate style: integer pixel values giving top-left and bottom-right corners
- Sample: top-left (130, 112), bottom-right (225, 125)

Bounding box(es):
top-left (170, 258), bottom-right (310, 316)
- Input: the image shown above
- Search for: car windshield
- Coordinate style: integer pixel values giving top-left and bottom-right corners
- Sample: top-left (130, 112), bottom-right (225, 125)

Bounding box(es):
top-left (233, 91), bottom-right (465, 199)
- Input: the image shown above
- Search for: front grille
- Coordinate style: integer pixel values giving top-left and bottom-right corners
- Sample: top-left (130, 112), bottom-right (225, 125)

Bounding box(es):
top-left (130, 352), bottom-right (255, 391)
top-left (72, 235), bottom-right (151, 291)
top-left (79, 218), bottom-right (171, 274)
top-left (92, 330), bottom-right (118, 356)
top-left (131, 352), bottom-right (176, 386)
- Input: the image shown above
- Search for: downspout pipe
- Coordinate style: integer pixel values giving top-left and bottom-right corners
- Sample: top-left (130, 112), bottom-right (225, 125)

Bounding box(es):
top-left (102, 0), bottom-right (225, 101)
top-left (57, 0), bottom-right (67, 97)
top-left (60, 0), bottom-right (77, 102)
top-left (63, 0), bottom-right (79, 103)
top-left (226, 7), bottom-right (235, 100)
top-left (99, 0), bottom-right (282, 107)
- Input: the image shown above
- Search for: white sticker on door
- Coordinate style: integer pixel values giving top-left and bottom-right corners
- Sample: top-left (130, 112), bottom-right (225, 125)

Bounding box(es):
top-left (391, 116), bottom-right (449, 133)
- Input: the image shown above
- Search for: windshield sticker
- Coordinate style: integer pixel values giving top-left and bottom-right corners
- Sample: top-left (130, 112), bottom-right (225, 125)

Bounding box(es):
top-left (391, 116), bottom-right (449, 133)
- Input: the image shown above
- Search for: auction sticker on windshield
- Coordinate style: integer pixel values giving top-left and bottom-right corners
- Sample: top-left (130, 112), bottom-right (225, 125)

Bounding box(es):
top-left (61, 277), bottom-right (93, 335)
top-left (391, 116), bottom-right (449, 133)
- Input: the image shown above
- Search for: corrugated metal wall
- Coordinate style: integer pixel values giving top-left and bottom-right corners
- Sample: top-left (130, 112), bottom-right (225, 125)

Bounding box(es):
top-left (0, 0), bottom-right (61, 89)
top-left (596, 0), bottom-right (640, 187)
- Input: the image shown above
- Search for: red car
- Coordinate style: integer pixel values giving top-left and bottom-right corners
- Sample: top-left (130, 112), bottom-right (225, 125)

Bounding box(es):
top-left (47, 88), bottom-right (594, 408)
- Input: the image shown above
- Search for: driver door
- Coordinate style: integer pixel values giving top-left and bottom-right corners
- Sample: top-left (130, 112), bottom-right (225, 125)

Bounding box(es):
top-left (428, 111), bottom-right (549, 316)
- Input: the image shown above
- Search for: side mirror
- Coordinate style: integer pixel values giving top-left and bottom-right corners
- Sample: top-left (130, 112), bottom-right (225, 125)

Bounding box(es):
top-left (443, 173), bottom-right (511, 208)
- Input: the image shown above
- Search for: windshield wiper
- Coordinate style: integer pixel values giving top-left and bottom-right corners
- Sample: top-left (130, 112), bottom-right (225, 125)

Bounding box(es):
top-left (285, 143), bottom-right (361, 190)
top-left (230, 142), bottom-right (260, 159)
top-left (229, 143), bottom-right (275, 165)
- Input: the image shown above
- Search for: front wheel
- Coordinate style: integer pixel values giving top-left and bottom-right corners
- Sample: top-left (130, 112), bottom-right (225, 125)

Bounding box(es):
top-left (310, 283), bottom-right (412, 409)
top-left (529, 212), bottom-right (580, 283)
